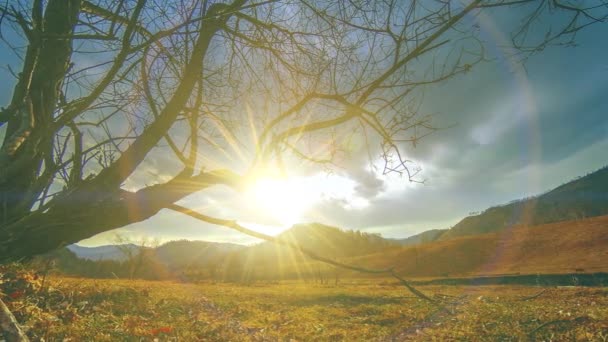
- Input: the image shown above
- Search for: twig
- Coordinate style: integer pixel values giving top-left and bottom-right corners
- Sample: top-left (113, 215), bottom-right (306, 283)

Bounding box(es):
top-left (528, 316), bottom-right (590, 336)
top-left (520, 288), bottom-right (547, 301)
top-left (167, 204), bottom-right (437, 304)
top-left (0, 297), bottom-right (30, 342)
top-left (36, 257), bottom-right (54, 295)
top-left (433, 293), bottom-right (458, 298)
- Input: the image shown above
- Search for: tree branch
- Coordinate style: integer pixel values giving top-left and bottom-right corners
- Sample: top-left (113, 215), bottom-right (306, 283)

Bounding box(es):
top-left (167, 203), bottom-right (437, 304)
top-left (94, 1), bottom-right (246, 188)
top-left (0, 297), bottom-right (29, 342)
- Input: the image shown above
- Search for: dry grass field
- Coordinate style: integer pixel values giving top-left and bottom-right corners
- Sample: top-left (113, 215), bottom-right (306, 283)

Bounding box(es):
top-left (2, 267), bottom-right (608, 341)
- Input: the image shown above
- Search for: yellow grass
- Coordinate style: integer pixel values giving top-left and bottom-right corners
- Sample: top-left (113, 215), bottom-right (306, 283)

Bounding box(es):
top-left (4, 275), bottom-right (608, 341)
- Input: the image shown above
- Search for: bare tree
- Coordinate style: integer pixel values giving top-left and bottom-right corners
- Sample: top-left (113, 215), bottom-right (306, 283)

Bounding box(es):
top-left (113, 234), bottom-right (158, 279)
top-left (0, 0), bottom-right (605, 262)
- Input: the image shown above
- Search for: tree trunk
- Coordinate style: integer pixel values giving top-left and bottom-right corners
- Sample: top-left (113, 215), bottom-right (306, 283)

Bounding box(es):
top-left (1, 0), bottom-right (81, 222)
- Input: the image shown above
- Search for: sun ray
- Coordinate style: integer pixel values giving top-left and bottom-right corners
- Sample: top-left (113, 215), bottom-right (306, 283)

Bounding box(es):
top-left (282, 232), bottom-right (306, 281)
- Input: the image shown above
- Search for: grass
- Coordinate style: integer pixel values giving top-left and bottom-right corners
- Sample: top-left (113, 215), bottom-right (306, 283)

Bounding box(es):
top-left (2, 268), bottom-right (608, 341)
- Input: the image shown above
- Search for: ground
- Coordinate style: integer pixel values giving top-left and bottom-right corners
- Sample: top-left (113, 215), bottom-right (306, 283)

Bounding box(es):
top-left (2, 270), bottom-right (608, 341)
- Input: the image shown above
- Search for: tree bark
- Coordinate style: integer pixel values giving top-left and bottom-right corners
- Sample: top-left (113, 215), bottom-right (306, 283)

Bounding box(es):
top-left (0, 170), bottom-right (237, 262)
top-left (0, 0), bottom-right (82, 221)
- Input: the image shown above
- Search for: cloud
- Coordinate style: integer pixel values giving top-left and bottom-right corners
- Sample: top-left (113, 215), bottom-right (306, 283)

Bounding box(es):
top-left (351, 168), bottom-right (385, 198)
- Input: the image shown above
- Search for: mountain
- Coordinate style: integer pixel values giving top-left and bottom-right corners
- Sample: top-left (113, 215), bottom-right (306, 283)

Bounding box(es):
top-left (273, 223), bottom-right (395, 256)
top-left (67, 244), bottom-right (140, 261)
top-left (218, 223), bottom-right (401, 281)
top-left (51, 214), bottom-right (608, 281)
top-left (349, 215), bottom-right (608, 278)
top-left (438, 166), bottom-right (608, 240)
top-left (57, 224), bottom-right (399, 281)
top-left (67, 240), bottom-right (244, 264)
top-left (390, 229), bottom-right (447, 246)
top-left (154, 240), bottom-right (244, 269)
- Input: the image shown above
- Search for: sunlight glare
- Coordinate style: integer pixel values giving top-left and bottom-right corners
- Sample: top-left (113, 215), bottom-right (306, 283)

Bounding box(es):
top-left (246, 176), bottom-right (317, 227)
top-left (243, 170), bottom-right (373, 232)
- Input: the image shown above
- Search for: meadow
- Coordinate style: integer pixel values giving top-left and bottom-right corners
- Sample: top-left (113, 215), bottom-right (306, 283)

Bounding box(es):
top-left (2, 265), bottom-right (607, 341)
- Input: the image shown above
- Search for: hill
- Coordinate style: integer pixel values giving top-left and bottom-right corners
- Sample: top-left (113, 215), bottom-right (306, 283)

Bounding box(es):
top-left (185, 215), bottom-right (608, 281)
top-left (48, 215), bottom-right (608, 281)
top-left (389, 229), bottom-right (447, 246)
top-left (218, 223), bottom-right (400, 282)
top-left (438, 166), bottom-right (608, 240)
top-left (50, 224), bottom-right (399, 281)
top-left (154, 240), bottom-right (244, 269)
top-left (57, 240), bottom-right (245, 279)
top-left (67, 244), bottom-right (140, 261)
top-left (347, 215), bottom-right (608, 278)
top-left (273, 223), bottom-right (394, 256)
top-left (65, 224), bottom-right (390, 264)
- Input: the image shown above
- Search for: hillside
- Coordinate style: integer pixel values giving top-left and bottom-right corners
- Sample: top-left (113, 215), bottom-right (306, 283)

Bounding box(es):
top-left (187, 216), bottom-right (608, 280)
top-left (218, 223), bottom-right (400, 281)
top-left (438, 166), bottom-right (608, 240)
top-left (390, 229), bottom-right (447, 246)
top-left (347, 215), bottom-right (608, 278)
top-left (155, 240), bottom-right (244, 269)
top-left (274, 223), bottom-right (394, 256)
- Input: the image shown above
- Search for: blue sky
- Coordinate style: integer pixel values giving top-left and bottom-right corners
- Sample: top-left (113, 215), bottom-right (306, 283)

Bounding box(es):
top-left (1, 3), bottom-right (607, 246)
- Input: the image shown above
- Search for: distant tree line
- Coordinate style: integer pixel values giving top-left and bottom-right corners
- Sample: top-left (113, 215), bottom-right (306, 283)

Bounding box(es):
top-left (35, 248), bottom-right (169, 280)
top-left (35, 224), bottom-right (398, 283)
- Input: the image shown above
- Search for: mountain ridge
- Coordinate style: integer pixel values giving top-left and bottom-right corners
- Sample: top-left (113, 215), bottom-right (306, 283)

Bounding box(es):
top-left (434, 165), bottom-right (608, 241)
top-left (67, 244), bottom-right (140, 261)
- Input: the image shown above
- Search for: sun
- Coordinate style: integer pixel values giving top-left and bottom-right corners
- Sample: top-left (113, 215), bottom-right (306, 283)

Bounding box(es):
top-left (245, 176), bottom-right (317, 227)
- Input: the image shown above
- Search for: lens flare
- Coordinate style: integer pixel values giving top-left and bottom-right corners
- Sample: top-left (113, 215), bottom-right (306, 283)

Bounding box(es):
top-left (246, 177), bottom-right (317, 227)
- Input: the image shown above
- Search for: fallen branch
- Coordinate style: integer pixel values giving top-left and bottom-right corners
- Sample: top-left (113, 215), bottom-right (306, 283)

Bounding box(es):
top-left (167, 203), bottom-right (437, 304)
top-left (520, 288), bottom-right (547, 301)
top-left (0, 297), bottom-right (30, 342)
top-left (528, 316), bottom-right (591, 337)
top-left (390, 270), bottom-right (436, 303)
